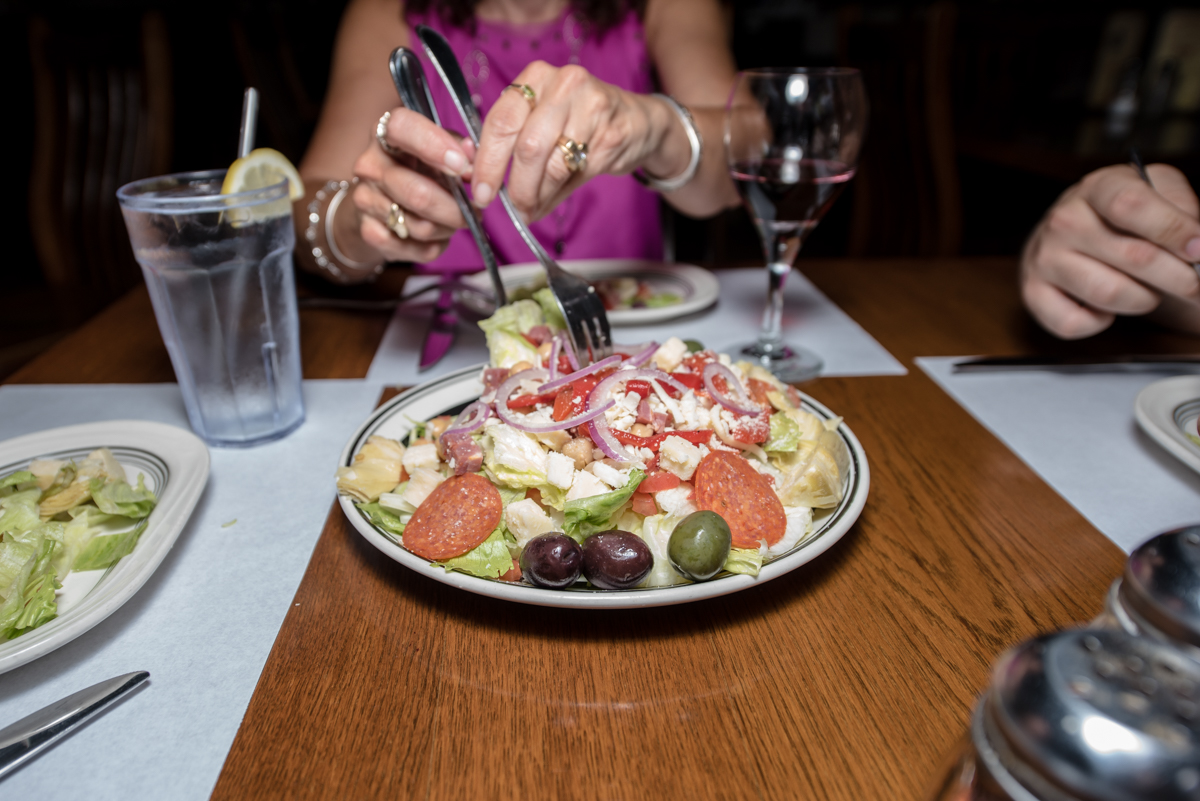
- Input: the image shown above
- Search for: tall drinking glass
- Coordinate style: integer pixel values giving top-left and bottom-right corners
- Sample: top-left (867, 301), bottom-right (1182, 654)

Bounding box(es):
top-left (117, 170), bottom-right (305, 446)
top-left (725, 69), bottom-right (868, 382)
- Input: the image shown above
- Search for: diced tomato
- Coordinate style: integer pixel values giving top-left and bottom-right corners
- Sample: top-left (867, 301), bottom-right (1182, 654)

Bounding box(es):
top-left (643, 453), bottom-right (658, 471)
top-left (747, 378), bottom-right (774, 407)
top-left (551, 387), bottom-right (576, 421)
top-left (500, 559), bottom-right (523, 582)
top-left (638, 470), bottom-right (681, 493)
top-left (611, 428), bottom-right (713, 452)
top-left (730, 411), bottom-right (771, 444)
top-left (630, 492), bottom-right (658, 517)
top-left (625, 379), bottom-right (652, 398)
top-left (525, 487), bottom-right (543, 506)
top-left (682, 350), bottom-right (717, 373)
top-left (667, 372), bottom-right (704, 397)
top-left (506, 391), bottom-right (558, 409)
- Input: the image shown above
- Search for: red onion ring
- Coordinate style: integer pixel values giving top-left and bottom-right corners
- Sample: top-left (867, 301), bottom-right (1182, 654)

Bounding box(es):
top-left (589, 368), bottom-right (690, 407)
top-left (536, 354), bottom-right (622, 394)
top-left (561, 333), bottom-right (580, 371)
top-left (547, 337), bottom-right (561, 380)
top-left (702, 362), bottom-right (760, 416)
top-left (442, 401), bottom-right (490, 437)
top-left (588, 416), bottom-right (634, 463)
top-left (622, 341), bottom-right (659, 368)
top-left (495, 368), bottom-right (615, 433)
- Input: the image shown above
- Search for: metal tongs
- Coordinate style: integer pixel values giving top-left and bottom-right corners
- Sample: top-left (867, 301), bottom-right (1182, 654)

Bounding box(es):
top-left (413, 25), bottom-right (613, 364)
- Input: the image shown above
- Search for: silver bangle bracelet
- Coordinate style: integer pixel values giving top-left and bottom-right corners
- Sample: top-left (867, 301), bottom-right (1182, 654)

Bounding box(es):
top-left (305, 179), bottom-right (381, 281)
top-left (325, 185), bottom-right (371, 270)
top-left (635, 94), bottom-right (703, 193)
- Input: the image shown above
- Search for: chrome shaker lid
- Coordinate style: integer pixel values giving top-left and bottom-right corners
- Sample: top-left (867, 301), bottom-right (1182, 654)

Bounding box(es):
top-left (986, 628), bottom-right (1200, 801)
top-left (1120, 526), bottom-right (1200, 649)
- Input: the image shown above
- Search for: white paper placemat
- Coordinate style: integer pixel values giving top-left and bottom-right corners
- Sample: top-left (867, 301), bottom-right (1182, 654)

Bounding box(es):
top-left (367, 268), bottom-right (906, 385)
top-left (918, 358), bottom-right (1200, 553)
top-left (0, 380), bottom-right (380, 800)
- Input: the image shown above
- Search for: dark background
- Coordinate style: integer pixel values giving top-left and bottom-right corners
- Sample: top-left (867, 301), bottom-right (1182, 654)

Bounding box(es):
top-left (2, 0), bottom-right (1198, 376)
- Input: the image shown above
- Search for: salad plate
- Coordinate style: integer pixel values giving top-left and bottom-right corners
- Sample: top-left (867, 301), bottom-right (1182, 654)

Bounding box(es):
top-left (458, 260), bottom-right (720, 325)
top-left (339, 364), bottom-right (868, 610)
top-left (1135, 375), bottom-right (1200, 475)
top-left (0, 420), bottom-right (209, 674)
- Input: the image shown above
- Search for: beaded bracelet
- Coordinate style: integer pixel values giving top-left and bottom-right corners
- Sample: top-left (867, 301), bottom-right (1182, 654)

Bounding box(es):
top-left (635, 94), bottom-right (703, 193)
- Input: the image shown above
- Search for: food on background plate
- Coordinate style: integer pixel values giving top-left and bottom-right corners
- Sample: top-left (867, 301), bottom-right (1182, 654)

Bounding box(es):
top-left (507, 274), bottom-right (682, 311)
top-left (336, 298), bottom-right (850, 591)
top-left (0, 448), bottom-right (158, 639)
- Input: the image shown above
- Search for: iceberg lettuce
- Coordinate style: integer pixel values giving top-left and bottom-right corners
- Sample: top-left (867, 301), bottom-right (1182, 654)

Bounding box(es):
top-left (91, 475), bottom-right (157, 519)
top-left (477, 299), bottom-right (544, 369)
top-left (438, 527), bottom-right (514, 579)
top-left (722, 547), bottom-right (763, 577)
top-left (532, 288), bottom-right (566, 332)
top-left (481, 420), bottom-right (550, 490)
top-left (73, 519), bottom-right (148, 572)
top-left (563, 469), bottom-right (645, 541)
top-left (764, 411), bottom-right (801, 453)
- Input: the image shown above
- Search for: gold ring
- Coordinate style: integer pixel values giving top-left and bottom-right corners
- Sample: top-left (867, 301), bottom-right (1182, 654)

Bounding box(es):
top-left (376, 111), bottom-right (402, 156)
top-left (506, 84), bottom-right (537, 109)
top-left (556, 136), bottom-right (588, 174)
top-left (387, 203), bottom-right (408, 239)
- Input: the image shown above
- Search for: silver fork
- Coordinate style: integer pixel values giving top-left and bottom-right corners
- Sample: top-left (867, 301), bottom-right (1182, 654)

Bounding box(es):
top-left (414, 24), bottom-right (613, 363)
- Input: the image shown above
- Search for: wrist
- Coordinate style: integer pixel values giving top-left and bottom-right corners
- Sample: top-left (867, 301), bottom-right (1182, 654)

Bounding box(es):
top-left (635, 95), bottom-right (703, 193)
top-left (299, 180), bottom-right (384, 284)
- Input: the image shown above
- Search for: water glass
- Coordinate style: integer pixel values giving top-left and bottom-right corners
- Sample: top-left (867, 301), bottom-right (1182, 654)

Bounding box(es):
top-left (117, 170), bottom-right (305, 447)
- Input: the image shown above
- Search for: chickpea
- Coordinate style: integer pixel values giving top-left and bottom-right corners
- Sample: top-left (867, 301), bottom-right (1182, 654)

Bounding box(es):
top-left (562, 437), bottom-right (595, 471)
top-left (537, 341), bottom-right (554, 360)
top-left (509, 360), bottom-right (534, 376)
top-left (428, 416), bottom-right (452, 440)
top-left (630, 423), bottom-right (655, 438)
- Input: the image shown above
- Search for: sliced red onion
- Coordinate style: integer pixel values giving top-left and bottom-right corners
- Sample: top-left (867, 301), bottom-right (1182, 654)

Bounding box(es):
top-left (443, 401), bottom-right (490, 437)
top-left (622, 341), bottom-right (659, 368)
top-left (588, 416), bottom-right (634, 463)
top-left (495, 367), bottom-right (615, 433)
top-left (702, 362), bottom-right (760, 416)
top-left (547, 337), bottom-right (561, 381)
top-left (560, 332), bottom-right (580, 371)
top-left (536, 354), bottom-right (622, 394)
top-left (589, 367), bottom-right (689, 407)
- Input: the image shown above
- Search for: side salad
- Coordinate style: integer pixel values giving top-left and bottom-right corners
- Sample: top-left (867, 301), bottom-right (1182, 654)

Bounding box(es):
top-left (338, 298), bottom-right (849, 591)
top-left (0, 449), bottom-right (158, 639)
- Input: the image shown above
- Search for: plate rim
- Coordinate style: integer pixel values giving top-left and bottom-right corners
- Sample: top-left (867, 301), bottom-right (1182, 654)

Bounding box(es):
top-left (0, 420), bottom-right (210, 673)
top-left (337, 364), bottom-right (869, 609)
top-left (1134, 375), bottom-right (1200, 475)
top-left (458, 259), bottom-right (720, 326)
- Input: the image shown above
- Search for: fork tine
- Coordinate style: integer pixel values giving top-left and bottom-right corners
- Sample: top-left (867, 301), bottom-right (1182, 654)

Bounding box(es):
top-left (591, 301), bottom-right (612, 360)
top-left (581, 320), bottom-right (597, 365)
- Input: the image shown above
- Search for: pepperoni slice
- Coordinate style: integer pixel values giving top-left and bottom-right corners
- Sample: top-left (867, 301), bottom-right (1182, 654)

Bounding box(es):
top-left (403, 474), bottom-right (503, 560)
top-left (693, 451), bottom-right (786, 548)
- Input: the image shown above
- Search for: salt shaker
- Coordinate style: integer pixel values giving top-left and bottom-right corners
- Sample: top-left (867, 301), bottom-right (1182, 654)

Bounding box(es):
top-left (1094, 525), bottom-right (1200, 662)
top-left (927, 628), bottom-right (1200, 801)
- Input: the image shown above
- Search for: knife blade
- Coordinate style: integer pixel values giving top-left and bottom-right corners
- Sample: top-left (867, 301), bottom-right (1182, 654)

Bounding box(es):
top-left (952, 354), bottom-right (1200, 373)
top-left (389, 47), bottom-right (506, 308)
top-left (419, 281), bottom-right (458, 371)
top-left (0, 671), bottom-right (149, 781)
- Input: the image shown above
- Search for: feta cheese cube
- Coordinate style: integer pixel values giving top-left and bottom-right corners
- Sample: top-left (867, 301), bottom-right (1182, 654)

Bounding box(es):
top-left (588, 460), bottom-right (629, 489)
top-left (546, 451), bottom-right (577, 490)
top-left (567, 469), bottom-right (609, 501)
top-left (401, 442), bottom-right (440, 474)
top-left (655, 485), bottom-right (697, 519)
top-left (659, 435), bottom-right (702, 480)
top-left (504, 498), bottom-right (556, 547)
top-left (652, 337), bottom-right (689, 372)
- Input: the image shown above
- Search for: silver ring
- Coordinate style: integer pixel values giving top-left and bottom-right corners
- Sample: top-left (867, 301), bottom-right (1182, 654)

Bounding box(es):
top-left (387, 203), bottom-right (409, 239)
top-left (376, 111), bottom-right (402, 157)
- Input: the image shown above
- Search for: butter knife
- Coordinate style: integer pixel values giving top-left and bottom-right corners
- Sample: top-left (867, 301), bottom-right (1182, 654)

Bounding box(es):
top-left (389, 47), bottom-right (506, 308)
top-left (952, 354), bottom-right (1200, 373)
top-left (0, 671), bottom-right (149, 781)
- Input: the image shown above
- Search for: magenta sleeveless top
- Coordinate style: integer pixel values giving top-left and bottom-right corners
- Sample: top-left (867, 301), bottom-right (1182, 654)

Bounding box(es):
top-left (404, 6), bottom-right (663, 270)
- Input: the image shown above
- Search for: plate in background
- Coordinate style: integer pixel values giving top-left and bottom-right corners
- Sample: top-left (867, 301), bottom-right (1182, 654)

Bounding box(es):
top-left (1135, 375), bottom-right (1200, 475)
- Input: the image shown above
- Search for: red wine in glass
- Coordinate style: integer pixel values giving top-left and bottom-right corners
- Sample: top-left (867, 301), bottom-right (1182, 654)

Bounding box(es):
top-left (725, 69), bottom-right (867, 382)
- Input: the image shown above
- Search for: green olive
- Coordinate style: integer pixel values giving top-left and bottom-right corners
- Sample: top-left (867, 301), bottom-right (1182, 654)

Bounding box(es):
top-left (668, 511), bottom-right (732, 581)
top-left (683, 339), bottom-right (705, 353)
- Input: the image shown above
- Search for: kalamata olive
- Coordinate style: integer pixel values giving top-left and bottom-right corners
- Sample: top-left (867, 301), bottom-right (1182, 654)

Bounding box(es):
top-left (668, 511), bottom-right (732, 581)
top-left (520, 533), bottom-right (583, 589)
top-left (581, 530), bottom-right (653, 590)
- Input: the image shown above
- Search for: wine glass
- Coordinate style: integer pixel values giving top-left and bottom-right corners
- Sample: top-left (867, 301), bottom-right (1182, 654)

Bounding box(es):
top-left (725, 68), bottom-right (868, 382)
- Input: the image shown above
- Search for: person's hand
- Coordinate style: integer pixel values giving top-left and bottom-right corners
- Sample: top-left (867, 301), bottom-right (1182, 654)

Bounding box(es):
top-left (1021, 163), bottom-right (1200, 339)
top-left (346, 107), bottom-right (475, 263)
top-left (469, 62), bottom-right (688, 220)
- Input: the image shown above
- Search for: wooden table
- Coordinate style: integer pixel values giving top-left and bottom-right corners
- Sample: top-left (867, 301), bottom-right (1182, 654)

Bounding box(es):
top-left (10, 258), bottom-right (1197, 799)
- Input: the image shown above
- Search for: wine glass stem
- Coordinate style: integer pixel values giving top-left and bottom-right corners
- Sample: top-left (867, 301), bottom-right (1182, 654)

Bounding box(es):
top-left (759, 260), bottom-right (790, 354)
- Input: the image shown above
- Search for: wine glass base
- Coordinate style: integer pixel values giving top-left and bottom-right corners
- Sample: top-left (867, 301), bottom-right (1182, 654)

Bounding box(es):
top-left (737, 341), bottom-right (823, 384)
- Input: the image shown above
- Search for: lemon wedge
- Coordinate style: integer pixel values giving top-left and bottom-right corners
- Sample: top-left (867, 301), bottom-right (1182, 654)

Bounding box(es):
top-left (222, 148), bottom-right (305, 199)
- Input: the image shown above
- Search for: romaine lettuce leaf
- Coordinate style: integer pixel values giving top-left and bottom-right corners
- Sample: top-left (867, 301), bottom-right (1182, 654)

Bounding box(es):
top-left (438, 527), bottom-right (514, 579)
top-left (764, 411), bottom-right (801, 453)
top-left (477, 299), bottom-right (543, 369)
top-left (90, 475), bottom-right (157, 519)
top-left (563, 469), bottom-right (645, 541)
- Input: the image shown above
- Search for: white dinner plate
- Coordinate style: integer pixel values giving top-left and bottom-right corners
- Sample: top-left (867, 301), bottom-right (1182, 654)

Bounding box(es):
top-left (1135, 375), bottom-right (1200, 475)
top-left (0, 420), bottom-right (209, 674)
top-left (338, 364), bottom-right (869, 609)
top-left (458, 259), bottom-right (720, 325)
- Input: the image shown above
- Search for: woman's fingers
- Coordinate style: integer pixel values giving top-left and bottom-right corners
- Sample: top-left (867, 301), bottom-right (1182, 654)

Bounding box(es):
top-left (348, 177), bottom-right (451, 263)
top-left (472, 68), bottom-right (551, 208)
top-left (1021, 270), bottom-right (1116, 340)
top-left (379, 106), bottom-right (470, 177)
top-left (351, 181), bottom-right (455, 242)
top-left (354, 146), bottom-right (466, 231)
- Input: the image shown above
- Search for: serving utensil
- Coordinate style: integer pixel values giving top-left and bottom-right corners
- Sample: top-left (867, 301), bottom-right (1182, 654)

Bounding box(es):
top-left (0, 671), bottom-right (149, 781)
top-left (414, 24), bottom-right (613, 364)
top-left (951, 354), bottom-right (1200, 373)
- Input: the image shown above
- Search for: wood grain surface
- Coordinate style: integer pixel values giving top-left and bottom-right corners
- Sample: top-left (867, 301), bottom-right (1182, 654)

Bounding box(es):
top-left (13, 258), bottom-right (1190, 800)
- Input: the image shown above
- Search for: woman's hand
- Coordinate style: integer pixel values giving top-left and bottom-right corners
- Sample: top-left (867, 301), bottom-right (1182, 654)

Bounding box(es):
top-left (1021, 163), bottom-right (1200, 339)
top-left (341, 106), bottom-right (475, 264)
top-left (469, 62), bottom-right (691, 220)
